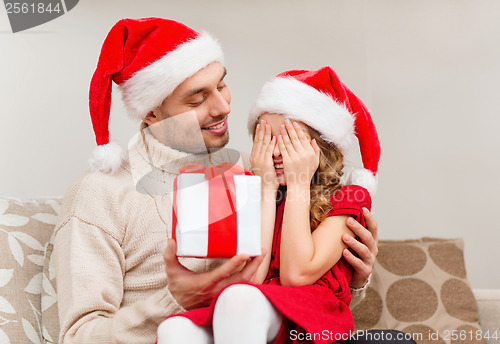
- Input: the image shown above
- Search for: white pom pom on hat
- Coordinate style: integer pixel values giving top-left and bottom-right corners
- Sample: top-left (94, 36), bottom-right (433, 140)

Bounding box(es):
top-left (348, 168), bottom-right (378, 196)
top-left (89, 141), bottom-right (126, 174)
top-left (88, 18), bottom-right (224, 174)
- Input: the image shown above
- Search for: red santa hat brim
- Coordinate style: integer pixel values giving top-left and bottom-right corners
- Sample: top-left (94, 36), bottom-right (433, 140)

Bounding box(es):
top-left (248, 77), bottom-right (356, 154)
top-left (121, 31), bottom-right (224, 120)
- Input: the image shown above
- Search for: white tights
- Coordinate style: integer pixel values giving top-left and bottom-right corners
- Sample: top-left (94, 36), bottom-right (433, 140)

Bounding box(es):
top-left (157, 284), bottom-right (283, 344)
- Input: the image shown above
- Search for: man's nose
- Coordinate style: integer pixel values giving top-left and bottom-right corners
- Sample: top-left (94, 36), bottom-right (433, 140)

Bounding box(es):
top-left (209, 91), bottom-right (231, 117)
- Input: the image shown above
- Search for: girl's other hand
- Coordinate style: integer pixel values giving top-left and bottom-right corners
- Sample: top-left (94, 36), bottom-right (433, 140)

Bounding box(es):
top-left (278, 119), bottom-right (320, 187)
top-left (250, 119), bottom-right (279, 192)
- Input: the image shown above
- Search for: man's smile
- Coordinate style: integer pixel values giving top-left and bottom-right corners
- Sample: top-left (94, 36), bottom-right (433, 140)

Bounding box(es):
top-left (202, 118), bottom-right (228, 135)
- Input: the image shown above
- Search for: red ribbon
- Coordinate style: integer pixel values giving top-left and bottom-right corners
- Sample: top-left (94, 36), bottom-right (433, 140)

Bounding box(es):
top-left (172, 162), bottom-right (253, 257)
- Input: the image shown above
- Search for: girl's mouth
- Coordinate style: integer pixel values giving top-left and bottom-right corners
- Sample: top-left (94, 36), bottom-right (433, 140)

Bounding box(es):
top-left (274, 162), bottom-right (283, 174)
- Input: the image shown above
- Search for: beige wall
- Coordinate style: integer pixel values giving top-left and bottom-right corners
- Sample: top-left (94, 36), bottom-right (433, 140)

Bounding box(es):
top-left (1, 0), bottom-right (499, 288)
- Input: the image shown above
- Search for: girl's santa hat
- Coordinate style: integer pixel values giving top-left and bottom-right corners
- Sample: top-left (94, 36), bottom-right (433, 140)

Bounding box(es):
top-left (89, 17), bottom-right (224, 173)
top-left (248, 67), bottom-right (381, 195)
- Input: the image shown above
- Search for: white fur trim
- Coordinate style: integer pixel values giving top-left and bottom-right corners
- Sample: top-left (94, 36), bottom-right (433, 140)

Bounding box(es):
top-left (89, 141), bottom-right (126, 174)
top-left (120, 31), bottom-right (224, 119)
top-left (248, 77), bottom-right (356, 153)
top-left (348, 168), bottom-right (377, 196)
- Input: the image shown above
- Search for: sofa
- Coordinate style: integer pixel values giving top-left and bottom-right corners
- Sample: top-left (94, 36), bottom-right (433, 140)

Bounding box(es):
top-left (0, 197), bottom-right (499, 344)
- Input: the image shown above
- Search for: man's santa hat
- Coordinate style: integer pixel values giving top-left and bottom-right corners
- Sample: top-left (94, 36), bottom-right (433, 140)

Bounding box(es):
top-left (248, 67), bottom-right (381, 195)
top-left (88, 17), bottom-right (224, 173)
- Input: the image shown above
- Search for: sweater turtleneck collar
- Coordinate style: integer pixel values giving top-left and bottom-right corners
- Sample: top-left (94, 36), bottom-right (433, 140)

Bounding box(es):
top-left (126, 122), bottom-right (242, 187)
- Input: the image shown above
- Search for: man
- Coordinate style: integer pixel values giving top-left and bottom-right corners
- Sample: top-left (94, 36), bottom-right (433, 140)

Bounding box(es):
top-left (54, 18), bottom-right (382, 343)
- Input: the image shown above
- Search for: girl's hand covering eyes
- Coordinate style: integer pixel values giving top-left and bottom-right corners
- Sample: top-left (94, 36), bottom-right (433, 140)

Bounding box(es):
top-left (250, 119), bottom-right (279, 191)
top-left (278, 119), bottom-right (320, 187)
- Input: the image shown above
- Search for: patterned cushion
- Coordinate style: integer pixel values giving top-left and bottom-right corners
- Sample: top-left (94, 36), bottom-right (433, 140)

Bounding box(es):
top-left (41, 235), bottom-right (59, 343)
top-left (0, 198), bottom-right (60, 344)
top-left (353, 238), bottom-right (486, 344)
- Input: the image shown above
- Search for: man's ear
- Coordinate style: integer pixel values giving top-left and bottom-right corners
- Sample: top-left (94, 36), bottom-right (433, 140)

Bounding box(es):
top-left (143, 110), bottom-right (158, 126)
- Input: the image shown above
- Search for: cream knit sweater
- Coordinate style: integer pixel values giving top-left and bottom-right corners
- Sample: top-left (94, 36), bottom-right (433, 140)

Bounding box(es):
top-left (54, 124), bottom-right (367, 344)
top-left (54, 124), bottom-right (240, 344)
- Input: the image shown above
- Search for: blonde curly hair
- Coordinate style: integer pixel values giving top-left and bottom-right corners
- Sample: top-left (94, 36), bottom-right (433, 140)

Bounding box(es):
top-left (307, 127), bottom-right (344, 230)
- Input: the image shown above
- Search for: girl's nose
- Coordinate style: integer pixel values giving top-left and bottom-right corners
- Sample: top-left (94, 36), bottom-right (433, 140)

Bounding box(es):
top-left (273, 138), bottom-right (281, 157)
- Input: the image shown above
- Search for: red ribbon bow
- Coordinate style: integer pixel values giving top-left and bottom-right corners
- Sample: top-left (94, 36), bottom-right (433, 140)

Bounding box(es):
top-left (178, 161), bottom-right (253, 179)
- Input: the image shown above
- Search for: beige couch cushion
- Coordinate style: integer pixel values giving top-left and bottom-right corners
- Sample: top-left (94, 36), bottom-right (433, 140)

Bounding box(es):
top-left (0, 198), bottom-right (60, 344)
top-left (353, 238), bottom-right (486, 344)
top-left (473, 289), bottom-right (500, 344)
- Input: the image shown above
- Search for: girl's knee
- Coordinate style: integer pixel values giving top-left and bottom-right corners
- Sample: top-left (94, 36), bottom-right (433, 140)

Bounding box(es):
top-left (157, 317), bottom-right (185, 342)
top-left (213, 284), bottom-right (282, 343)
top-left (157, 316), bottom-right (211, 344)
top-left (215, 284), bottom-right (268, 316)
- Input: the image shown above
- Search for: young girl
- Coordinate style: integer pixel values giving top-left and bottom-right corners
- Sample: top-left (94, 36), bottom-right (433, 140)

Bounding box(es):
top-left (158, 66), bottom-right (380, 344)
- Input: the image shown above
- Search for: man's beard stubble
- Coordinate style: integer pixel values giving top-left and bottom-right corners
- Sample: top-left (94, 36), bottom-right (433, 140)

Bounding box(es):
top-left (205, 131), bottom-right (229, 154)
top-left (147, 110), bottom-right (230, 154)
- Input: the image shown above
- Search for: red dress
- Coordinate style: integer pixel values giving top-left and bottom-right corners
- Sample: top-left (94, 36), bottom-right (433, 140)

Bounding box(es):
top-left (169, 185), bottom-right (371, 344)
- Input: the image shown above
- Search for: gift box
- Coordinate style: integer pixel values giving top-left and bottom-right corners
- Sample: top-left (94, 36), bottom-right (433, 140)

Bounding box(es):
top-left (171, 162), bottom-right (261, 258)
